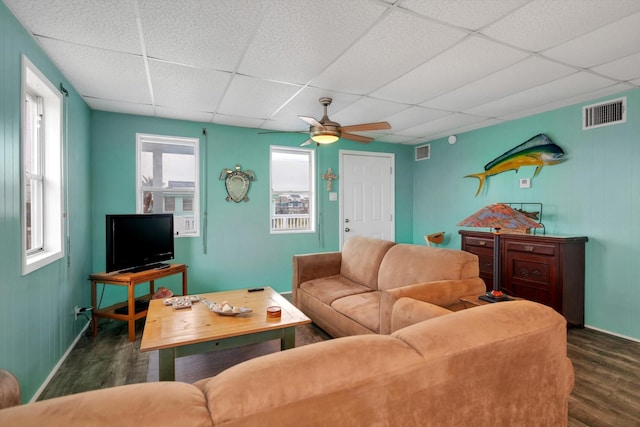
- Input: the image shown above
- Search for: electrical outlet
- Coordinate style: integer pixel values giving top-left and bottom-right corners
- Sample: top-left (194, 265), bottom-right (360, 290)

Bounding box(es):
top-left (74, 306), bottom-right (93, 320)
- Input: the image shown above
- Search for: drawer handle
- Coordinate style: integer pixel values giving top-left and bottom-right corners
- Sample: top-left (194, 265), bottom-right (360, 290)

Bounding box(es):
top-left (523, 245), bottom-right (535, 252)
top-left (479, 241), bottom-right (486, 246)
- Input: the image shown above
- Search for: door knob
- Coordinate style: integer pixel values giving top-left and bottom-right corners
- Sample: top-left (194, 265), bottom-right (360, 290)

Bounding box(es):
top-left (344, 227), bottom-right (350, 232)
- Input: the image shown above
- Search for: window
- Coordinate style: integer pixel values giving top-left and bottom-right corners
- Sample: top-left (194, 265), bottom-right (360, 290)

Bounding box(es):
top-left (182, 196), bottom-right (193, 212)
top-left (270, 146), bottom-right (315, 233)
top-left (21, 55), bottom-right (64, 275)
top-left (164, 196), bottom-right (176, 212)
top-left (136, 134), bottom-right (199, 237)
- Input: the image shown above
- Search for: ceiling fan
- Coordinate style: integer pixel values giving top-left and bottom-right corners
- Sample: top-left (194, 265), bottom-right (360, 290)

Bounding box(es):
top-left (264, 97), bottom-right (391, 146)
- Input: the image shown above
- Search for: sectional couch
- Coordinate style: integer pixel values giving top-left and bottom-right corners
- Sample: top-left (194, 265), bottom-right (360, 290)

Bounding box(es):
top-left (0, 301), bottom-right (574, 426)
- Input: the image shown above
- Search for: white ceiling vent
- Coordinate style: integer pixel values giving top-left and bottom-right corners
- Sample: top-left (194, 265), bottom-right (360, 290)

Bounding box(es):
top-left (583, 97), bottom-right (626, 130)
top-left (415, 144), bottom-right (430, 161)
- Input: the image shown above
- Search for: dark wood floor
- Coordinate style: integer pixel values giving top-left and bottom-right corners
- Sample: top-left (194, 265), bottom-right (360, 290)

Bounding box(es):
top-left (37, 319), bottom-right (640, 426)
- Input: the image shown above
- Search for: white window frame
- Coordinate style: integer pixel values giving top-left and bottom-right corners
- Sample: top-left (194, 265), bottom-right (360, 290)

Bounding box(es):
top-left (270, 145), bottom-right (315, 234)
top-left (136, 133), bottom-right (200, 237)
top-left (21, 55), bottom-right (64, 275)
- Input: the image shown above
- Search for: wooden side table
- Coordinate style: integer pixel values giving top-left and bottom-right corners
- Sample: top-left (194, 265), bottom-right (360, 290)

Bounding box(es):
top-left (460, 294), bottom-right (522, 309)
top-left (89, 264), bottom-right (187, 341)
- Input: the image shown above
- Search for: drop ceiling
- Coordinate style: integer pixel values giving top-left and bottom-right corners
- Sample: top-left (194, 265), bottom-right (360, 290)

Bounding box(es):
top-left (5, 0), bottom-right (640, 144)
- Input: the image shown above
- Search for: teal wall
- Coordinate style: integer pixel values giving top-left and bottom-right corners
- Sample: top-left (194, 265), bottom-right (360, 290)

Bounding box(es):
top-left (413, 88), bottom-right (640, 340)
top-left (0, 3), bottom-right (93, 402)
top-left (91, 112), bottom-right (414, 306)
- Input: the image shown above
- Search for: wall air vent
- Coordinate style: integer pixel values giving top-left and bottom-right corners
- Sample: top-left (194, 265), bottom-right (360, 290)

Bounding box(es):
top-left (583, 97), bottom-right (626, 130)
top-left (415, 143), bottom-right (430, 161)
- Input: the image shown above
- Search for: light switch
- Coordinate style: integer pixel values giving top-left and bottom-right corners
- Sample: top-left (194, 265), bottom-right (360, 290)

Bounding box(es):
top-left (329, 192), bottom-right (337, 201)
top-left (519, 178), bottom-right (531, 188)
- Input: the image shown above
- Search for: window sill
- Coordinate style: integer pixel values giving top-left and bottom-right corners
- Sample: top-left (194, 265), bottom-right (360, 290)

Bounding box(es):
top-left (23, 249), bottom-right (63, 275)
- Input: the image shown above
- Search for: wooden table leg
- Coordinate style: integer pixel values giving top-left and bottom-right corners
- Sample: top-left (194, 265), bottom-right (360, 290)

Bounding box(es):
top-left (158, 348), bottom-right (176, 381)
top-left (281, 327), bottom-right (295, 351)
top-left (127, 283), bottom-right (136, 342)
top-left (182, 269), bottom-right (188, 296)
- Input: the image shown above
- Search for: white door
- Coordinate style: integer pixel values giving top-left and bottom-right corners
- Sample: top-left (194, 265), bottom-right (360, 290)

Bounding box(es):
top-left (339, 151), bottom-right (394, 246)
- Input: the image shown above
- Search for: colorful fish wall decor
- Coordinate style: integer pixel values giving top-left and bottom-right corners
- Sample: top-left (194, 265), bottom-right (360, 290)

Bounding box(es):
top-left (465, 133), bottom-right (566, 196)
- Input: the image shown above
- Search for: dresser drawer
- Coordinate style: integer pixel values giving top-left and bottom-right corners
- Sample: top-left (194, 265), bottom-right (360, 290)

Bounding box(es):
top-left (504, 240), bottom-right (555, 256)
top-left (464, 236), bottom-right (494, 249)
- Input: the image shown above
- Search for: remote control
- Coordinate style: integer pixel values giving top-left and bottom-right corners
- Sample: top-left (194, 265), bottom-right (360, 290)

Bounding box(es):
top-left (248, 287), bottom-right (264, 292)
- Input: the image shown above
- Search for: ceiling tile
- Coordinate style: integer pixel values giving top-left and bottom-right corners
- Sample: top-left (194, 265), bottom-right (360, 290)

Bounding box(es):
top-left (397, 113), bottom-right (486, 137)
top-left (467, 71), bottom-right (618, 118)
top-left (138, 0), bottom-right (268, 71)
top-left (421, 56), bottom-right (576, 111)
top-left (481, 0), bottom-right (640, 52)
top-left (400, 0), bottom-right (528, 31)
top-left (217, 75), bottom-right (301, 119)
top-left (150, 60), bottom-right (232, 112)
top-left (331, 97), bottom-right (409, 125)
top-left (542, 12), bottom-right (640, 68)
top-left (593, 52), bottom-right (640, 81)
top-left (383, 106), bottom-right (451, 130)
top-left (155, 106), bottom-right (214, 123)
top-left (87, 98), bottom-right (155, 117)
top-left (238, 0), bottom-right (387, 83)
top-left (311, 9), bottom-right (466, 94)
top-left (212, 114), bottom-right (268, 129)
top-left (4, 0), bottom-right (141, 53)
top-left (372, 35), bottom-right (528, 104)
top-left (381, 134), bottom-right (421, 144)
top-left (37, 37), bottom-right (151, 104)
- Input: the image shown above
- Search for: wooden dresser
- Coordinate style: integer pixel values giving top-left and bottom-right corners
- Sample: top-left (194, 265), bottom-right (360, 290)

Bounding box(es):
top-left (459, 230), bottom-right (588, 326)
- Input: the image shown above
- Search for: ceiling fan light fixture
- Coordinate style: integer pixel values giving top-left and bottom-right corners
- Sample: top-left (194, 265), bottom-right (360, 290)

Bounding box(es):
top-left (311, 134), bottom-right (339, 144)
top-left (310, 127), bottom-right (340, 144)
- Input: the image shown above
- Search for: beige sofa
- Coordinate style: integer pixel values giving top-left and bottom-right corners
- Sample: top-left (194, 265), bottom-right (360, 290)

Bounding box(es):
top-left (0, 301), bottom-right (573, 427)
top-left (292, 236), bottom-right (486, 337)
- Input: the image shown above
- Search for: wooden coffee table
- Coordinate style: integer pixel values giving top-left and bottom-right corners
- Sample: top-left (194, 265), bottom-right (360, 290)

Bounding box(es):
top-left (140, 286), bottom-right (311, 381)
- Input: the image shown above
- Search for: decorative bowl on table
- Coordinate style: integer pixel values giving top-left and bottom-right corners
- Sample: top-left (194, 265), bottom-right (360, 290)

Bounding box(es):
top-left (201, 300), bottom-right (252, 316)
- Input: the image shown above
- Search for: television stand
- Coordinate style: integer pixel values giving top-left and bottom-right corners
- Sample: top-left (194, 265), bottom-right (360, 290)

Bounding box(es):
top-left (121, 262), bottom-right (170, 274)
top-left (89, 263), bottom-right (187, 341)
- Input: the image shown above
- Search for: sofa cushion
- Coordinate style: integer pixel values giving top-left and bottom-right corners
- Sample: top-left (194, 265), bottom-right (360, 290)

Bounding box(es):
top-left (340, 237), bottom-right (396, 290)
top-left (299, 275), bottom-right (371, 305)
top-left (0, 382), bottom-right (212, 427)
top-left (331, 291), bottom-right (382, 333)
top-left (378, 244), bottom-right (480, 291)
top-left (198, 335), bottom-right (425, 426)
top-left (390, 297), bottom-right (452, 333)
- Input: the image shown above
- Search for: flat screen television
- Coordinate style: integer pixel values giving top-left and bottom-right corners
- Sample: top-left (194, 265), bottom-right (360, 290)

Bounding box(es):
top-left (106, 213), bottom-right (175, 273)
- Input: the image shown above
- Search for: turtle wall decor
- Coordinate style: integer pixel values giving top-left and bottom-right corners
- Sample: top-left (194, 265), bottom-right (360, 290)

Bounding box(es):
top-left (219, 164), bottom-right (256, 203)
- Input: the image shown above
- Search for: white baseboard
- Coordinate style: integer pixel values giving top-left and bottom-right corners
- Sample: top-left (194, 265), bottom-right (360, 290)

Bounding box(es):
top-left (30, 320), bottom-right (90, 402)
top-left (584, 324), bottom-right (640, 344)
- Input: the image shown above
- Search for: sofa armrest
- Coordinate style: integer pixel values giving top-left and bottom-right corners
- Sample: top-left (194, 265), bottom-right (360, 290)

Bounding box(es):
top-left (380, 277), bottom-right (486, 334)
top-left (0, 370), bottom-right (20, 409)
top-left (292, 252), bottom-right (342, 304)
top-left (390, 298), bottom-right (452, 333)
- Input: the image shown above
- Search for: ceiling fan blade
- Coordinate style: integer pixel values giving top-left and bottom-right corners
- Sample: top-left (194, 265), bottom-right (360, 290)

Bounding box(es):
top-left (299, 138), bottom-right (314, 146)
top-left (340, 121), bottom-right (391, 132)
top-left (299, 115), bottom-right (324, 128)
top-left (341, 132), bottom-right (374, 143)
